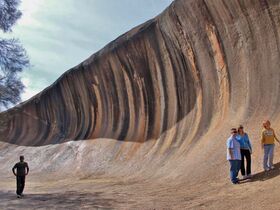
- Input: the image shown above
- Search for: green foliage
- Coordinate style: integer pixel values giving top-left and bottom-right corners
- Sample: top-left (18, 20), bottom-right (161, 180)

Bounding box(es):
top-left (0, 0), bottom-right (29, 108)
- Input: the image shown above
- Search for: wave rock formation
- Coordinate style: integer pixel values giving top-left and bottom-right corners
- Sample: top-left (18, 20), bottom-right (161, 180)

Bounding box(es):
top-left (0, 0), bottom-right (280, 180)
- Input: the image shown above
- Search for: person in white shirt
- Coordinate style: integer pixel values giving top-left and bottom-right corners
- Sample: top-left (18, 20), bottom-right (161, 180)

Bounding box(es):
top-left (227, 128), bottom-right (241, 184)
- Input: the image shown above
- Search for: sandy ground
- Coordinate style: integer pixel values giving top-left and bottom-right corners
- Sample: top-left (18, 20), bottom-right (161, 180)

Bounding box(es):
top-left (1, 131), bottom-right (280, 210)
top-left (1, 165), bottom-right (280, 210)
top-left (1, 124), bottom-right (280, 209)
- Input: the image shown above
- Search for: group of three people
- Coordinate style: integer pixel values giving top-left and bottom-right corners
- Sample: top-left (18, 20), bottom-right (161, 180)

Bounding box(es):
top-left (227, 120), bottom-right (279, 184)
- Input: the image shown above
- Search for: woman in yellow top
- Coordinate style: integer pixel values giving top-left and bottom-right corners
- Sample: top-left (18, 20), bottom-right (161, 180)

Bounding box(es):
top-left (261, 120), bottom-right (280, 171)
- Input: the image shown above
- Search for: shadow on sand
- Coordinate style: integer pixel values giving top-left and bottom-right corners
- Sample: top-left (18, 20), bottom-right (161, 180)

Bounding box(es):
top-left (239, 162), bottom-right (280, 184)
top-left (0, 190), bottom-right (122, 210)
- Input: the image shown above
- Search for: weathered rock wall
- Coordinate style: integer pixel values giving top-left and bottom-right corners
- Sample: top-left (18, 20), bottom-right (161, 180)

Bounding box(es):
top-left (0, 0), bottom-right (280, 156)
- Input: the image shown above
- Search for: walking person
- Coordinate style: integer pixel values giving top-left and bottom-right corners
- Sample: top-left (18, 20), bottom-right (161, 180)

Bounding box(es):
top-left (261, 120), bottom-right (280, 171)
top-left (12, 156), bottom-right (29, 198)
top-left (227, 128), bottom-right (241, 184)
top-left (236, 125), bottom-right (252, 179)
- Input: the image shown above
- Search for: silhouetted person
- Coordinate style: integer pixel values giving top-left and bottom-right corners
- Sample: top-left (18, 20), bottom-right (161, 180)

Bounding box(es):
top-left (12, 156), bottom-right (29, 198)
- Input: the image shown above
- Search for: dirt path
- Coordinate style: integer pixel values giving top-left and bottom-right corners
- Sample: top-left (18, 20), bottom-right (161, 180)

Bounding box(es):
top-left (1, 165), bottom-right (280, 210)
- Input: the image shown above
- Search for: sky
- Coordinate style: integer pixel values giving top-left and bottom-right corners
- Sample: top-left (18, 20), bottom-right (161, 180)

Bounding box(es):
top-left (2, 0), bottom-right (173, 102)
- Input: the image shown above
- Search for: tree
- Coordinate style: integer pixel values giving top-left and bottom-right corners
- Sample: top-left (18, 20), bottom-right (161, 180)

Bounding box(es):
top-left (0, 0), bottom-right (29, 109)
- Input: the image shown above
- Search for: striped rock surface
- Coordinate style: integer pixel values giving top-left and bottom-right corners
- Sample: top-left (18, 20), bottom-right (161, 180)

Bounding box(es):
top-left (0, 0), bottom-right (280, 180)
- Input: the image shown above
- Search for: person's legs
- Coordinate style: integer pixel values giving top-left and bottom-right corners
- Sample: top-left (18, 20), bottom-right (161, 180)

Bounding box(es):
top-left (229, 160), bottom-right (239, 183)
top-left (245, 150), bottom-right (251, 175)
top-left (240, 150), bottom-right (246, 176)
top-left (19, 176), bottom-right (25, 195)
top-left (236, 160), bottom-right (241, 177)
top-left (229, 160), bottom-right (235, 183)
top-left (268, 144), bottom-right (275, 168)
top-left (16, 176), bottom-right (21, 195)
top-left (263, 145), bottom-right (270, 170)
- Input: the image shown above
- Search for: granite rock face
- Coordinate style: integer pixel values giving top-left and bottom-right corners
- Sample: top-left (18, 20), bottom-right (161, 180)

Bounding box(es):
top-left (0, 0), bottom-right (280, 149)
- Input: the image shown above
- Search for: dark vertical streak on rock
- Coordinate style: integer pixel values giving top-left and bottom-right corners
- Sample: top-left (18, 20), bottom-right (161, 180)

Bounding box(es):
top-left (107, 61), bottom-right (120, 134)
top-left (259, 0), bottom-right (280, 53)
top-left (237, 0), bottom-right (257, 50)
top-left (202, 0), bottom-right (232, 102)
top-left (114, 50), bottom-right (131, 140)
top-left (150, 31), bottom-right (169, 137)
top-left (164, 5), bottom-right (200, 145)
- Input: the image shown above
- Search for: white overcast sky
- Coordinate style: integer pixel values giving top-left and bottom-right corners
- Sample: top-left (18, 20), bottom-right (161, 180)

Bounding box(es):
top-left (4, 0), bottom-right (173, 102)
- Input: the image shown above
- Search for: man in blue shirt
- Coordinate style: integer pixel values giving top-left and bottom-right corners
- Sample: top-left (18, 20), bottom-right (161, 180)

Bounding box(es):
top-left (227, 128), bottom-right (241, 184)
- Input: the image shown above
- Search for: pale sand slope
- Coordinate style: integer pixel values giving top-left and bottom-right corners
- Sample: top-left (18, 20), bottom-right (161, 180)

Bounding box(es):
top-left (1, 134), bottom-right (280, 210)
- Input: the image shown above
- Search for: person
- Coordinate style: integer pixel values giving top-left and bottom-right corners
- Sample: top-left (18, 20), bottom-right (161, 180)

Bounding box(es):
top-left (236, 125), bottom-right (252, 179)
top-left (227, 128), bottom-right (241, 184)
top-left (261, 120), bottom-right (280, 171)
top-left (12, 156), bottom-right (29, 198)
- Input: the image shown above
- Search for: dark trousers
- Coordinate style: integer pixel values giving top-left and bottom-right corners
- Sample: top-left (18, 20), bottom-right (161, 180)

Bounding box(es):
top-left (240, 149), bottom-right (251, 176)
top-left (16, 176), bottom-right (25, 195)
top-left (229, 160), bottom-right (241, 183)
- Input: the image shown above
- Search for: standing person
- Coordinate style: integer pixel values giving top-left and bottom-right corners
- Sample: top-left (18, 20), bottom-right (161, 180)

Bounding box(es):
top-left (236, 125), bottom-right (252, 179)
top-left (12, 156), bottom-right (29, 198)
top-left (227, 128), bottom-right (241, 184)
top-left (261, 120), bottom-right (280, 171)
